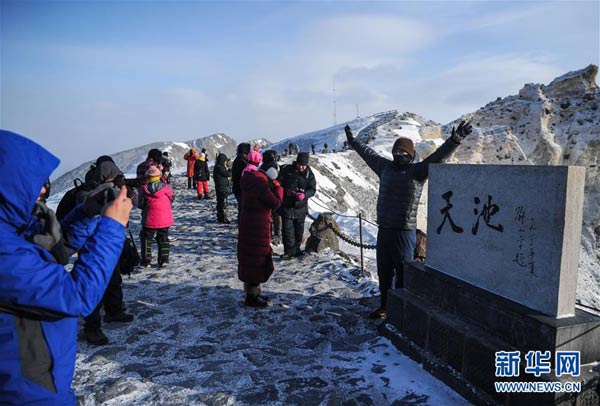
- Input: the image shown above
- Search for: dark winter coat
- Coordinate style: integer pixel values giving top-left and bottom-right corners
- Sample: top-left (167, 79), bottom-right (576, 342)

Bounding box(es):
top-left (349, 136), bottom-right (460, 230)
top-left (278, 163), bottom-right (317, 219)
top-left (231, 155), bottom-right (248, 197)
top-left (161, 156), bottom-right (172, 172)
top-left (213, 153), bottom-right (232, 195)
top-left (0, 130), bottom-right (125, 405)
top-left (237, 170), bottom-right (283, 284)
top-left (193, 159), bottom-right (210, 182)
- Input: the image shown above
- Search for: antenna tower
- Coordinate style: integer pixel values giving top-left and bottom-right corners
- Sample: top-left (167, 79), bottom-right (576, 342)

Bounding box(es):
top-left (333, 77), bottom-right (337, 125)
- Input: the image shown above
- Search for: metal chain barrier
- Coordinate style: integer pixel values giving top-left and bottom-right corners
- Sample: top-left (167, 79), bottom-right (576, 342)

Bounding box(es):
top-left (307, 199), bottom-right (378, 250)
top-left (324, 219), bottom-right (377, 250)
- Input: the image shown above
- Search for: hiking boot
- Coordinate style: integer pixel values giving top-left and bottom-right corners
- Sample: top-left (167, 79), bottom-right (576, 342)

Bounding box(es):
top-left (294, 249), bottom-right (304, 258)
top-left (368, 307), bottom-right (387, 320)
top-left (158, 261), bottom-right (169, 268)
top-left (82, 328), bottom-right (109, 346)
top-left (244, 295), bottom-right (269, 308)
top-left (280, 253), bottom-right (294, 260)
top-left (104, 312), bottom-right (134, 323)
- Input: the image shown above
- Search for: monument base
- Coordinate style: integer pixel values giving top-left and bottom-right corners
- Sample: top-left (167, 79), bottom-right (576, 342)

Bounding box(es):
top-left (382, 262), bottom-right (600, 406)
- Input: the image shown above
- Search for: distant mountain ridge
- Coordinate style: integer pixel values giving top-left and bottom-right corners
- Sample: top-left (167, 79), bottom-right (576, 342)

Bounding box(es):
top-left (52, 133), bottom-right (257, 193)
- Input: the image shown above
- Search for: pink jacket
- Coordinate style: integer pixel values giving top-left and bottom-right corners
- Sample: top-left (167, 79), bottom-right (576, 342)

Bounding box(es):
top-left (141, 182), bottom-right (174, 229)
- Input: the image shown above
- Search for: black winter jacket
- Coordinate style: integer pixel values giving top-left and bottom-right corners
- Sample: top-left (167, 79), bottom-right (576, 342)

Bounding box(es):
top-left (231, 155), bottom-right (248, 197)
top-left (278, 163), bottom-right (317, 219)
top-left (350, 137), bottom-right (460, 230)
top-left (213, 153), bottom-right (232, 195)
top-left (194, 160), bottom-right (210, 182)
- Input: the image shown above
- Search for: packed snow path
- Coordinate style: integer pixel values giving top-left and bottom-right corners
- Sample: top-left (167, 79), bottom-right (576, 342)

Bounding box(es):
top-left (73, 176), bottom-right (469, 405)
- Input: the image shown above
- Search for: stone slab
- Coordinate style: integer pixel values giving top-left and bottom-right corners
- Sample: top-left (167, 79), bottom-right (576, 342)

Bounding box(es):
top-left (384, 288), bottom-right (600, 406)
top-left (401, 262), bottom-right (600, 364)
top-left (427, 164), bottom-right (585, 318)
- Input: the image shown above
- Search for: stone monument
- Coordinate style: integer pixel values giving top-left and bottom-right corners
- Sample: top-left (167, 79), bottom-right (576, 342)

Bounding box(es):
top-left (381, 164), bottom-right (600, 406)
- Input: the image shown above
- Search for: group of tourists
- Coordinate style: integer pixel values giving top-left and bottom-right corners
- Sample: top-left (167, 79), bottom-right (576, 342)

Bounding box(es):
top-left (0, 118), bottom-right (472, 403)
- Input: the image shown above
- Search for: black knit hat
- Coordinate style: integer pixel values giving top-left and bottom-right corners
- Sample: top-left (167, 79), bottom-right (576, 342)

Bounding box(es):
top-left (262, 150), bottom-right (277, 164)
top-left (148, 148), bottom-right (162, 163)
top-left (237, 143), bottom-right (251, 155)
top-left (297, 152), bottom-right (310, 166)
top-left (392, 138), bottom-right (414, 159)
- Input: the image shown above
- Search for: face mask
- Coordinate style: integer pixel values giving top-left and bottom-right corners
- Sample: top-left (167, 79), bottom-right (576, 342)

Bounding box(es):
top-left (393, 154), bottom-right (412, 166)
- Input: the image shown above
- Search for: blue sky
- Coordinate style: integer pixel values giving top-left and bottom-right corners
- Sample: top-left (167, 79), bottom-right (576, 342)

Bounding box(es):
top-left (1, 0), bottom-right (599, 176)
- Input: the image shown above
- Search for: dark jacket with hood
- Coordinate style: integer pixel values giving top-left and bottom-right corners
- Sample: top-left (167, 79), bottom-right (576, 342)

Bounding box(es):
top-left (0, 130), bottom-right (125, 405)
top-left (232, 143), bottom-right (250, 197)
top-left (349, 136), bottom-right (460, 230)
top-left (193, 159), bottom-right (210, 182)
top-left (213, 153), bottom-right (232, 195)
top-left (278, 163), bottom-right (317, 219)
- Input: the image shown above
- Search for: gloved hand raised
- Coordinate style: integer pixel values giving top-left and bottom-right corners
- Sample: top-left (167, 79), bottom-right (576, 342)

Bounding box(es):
top-left (31, 202), bottom-right (62, 251)
top-left (451, 120), bottom-right (473, 143)
top-left (344, 125), bottom-right (354, 143)
top-left (82, 183), bottom-right (118, 218)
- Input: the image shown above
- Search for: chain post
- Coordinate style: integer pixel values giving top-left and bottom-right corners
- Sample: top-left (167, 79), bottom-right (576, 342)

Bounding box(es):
top-left (359, 211), bottom-right (364, 272)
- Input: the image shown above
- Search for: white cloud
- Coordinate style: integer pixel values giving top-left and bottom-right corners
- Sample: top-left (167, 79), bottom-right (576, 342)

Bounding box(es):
top-left (304, 14), bottom-right (435, 55)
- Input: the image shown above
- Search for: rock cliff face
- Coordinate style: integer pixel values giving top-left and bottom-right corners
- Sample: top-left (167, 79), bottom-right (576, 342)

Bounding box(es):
top-left (435, 65), bottom-right (600, 308)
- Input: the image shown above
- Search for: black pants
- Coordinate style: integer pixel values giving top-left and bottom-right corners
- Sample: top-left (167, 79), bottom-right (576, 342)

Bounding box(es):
top-left (140, 227), bottom-right (170, 265)
top-left (282, 215), bottom-right (306, 255)
top-left (84, 264), bottom-right (123, 330)
top-left (216, 192), bottom-right (227, 220)
top-left (376, 229), bottom-right (416, 308)
top-left (234, 192), bottom-right (242, 221)
top-left (272, 212), bottom-right (281, 238)
top-left (187, 176), bottom-right (197, 189)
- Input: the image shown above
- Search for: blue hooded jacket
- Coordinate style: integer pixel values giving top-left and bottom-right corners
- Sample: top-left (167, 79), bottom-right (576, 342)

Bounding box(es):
top-left (0, 131), bottom-right (126, 404)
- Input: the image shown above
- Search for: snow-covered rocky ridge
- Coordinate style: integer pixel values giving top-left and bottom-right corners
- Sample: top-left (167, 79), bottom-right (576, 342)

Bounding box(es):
top-left (51, 133), bottom-right (242, 194)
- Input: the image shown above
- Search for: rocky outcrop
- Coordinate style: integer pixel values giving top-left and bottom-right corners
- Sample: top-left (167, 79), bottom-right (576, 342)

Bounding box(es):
top-left (305, 214), bottom-right (341, 253)
top-left (429, 64), bottom-right (600, 308)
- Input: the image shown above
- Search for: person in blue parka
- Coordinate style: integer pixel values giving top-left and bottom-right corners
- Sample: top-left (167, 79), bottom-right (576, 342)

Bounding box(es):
top-left (0, 130), bottom-right (133, 405)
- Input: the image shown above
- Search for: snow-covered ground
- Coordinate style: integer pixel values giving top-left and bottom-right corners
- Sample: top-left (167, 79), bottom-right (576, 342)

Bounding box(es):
top-left (71, 175), bottom-right (470, 405)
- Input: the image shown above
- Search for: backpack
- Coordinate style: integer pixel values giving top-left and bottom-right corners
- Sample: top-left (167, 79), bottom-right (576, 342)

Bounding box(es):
top-left (55, 178), bottom-right (89, 221)
top-left (119, 230), bottom-right (140, 276)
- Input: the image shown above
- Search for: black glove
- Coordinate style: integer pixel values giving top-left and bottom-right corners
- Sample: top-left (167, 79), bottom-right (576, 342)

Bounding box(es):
top-left (82, 183), bottom-right (118, 217)
top-left (451, 120), bottom-right (473, 142)
top-left (31, 202), bottom-right (62, 251)
top-left (344, 125), bottom-right (354, 143)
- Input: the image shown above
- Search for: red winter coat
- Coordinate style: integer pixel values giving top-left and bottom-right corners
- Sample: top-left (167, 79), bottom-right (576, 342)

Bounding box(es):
top-left (141, 181), bottom-right (174, 229)
top-left (184, 148), bottom-right (199, 177)
top-left (237, 170), bottom-right (283, 284)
